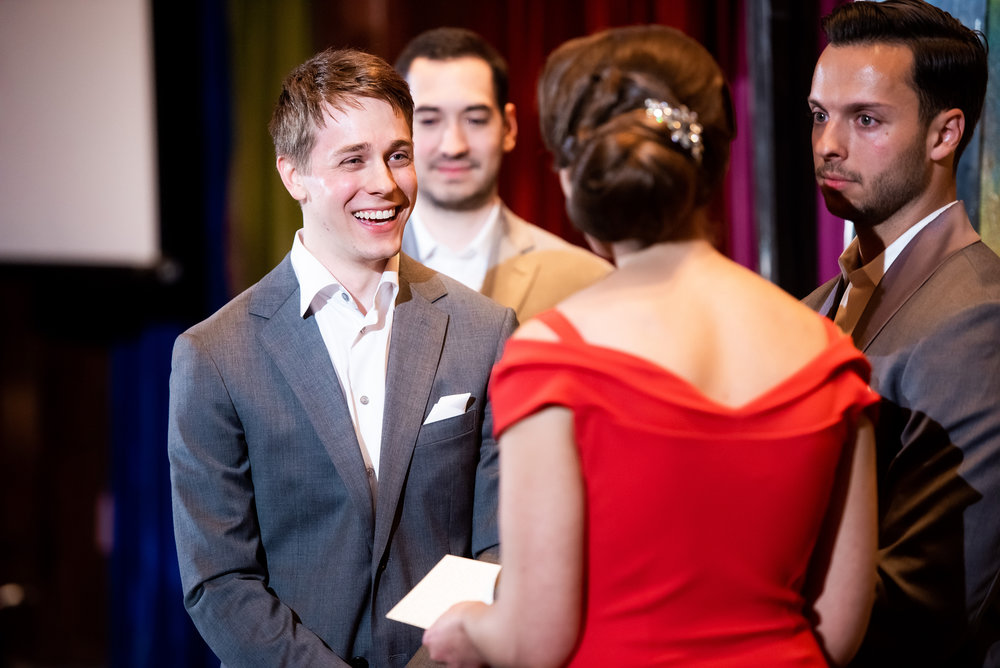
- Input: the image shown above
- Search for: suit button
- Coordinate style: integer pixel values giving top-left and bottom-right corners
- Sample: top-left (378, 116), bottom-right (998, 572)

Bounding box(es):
top-left (349, 657), bottom-right (368, 668)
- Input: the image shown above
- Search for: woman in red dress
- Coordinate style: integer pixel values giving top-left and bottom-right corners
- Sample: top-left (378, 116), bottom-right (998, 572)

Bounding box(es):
top-left (423, 24), bottom-right (877, 667)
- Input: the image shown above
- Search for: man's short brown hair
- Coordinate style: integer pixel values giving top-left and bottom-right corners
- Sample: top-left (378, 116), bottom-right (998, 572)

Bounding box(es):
top-left (268, 48), bottom-right (414, 169)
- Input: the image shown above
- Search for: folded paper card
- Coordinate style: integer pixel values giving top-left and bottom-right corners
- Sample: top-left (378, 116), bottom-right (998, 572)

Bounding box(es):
top-left (423, 392), bottom-right (472, 425)
top-left (385, 554), bottom-right (501, 629)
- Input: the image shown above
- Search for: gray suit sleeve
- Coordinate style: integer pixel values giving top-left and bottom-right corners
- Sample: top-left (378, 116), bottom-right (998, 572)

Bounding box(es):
top-left (856, 301), bottom-right (1000, 665)
top-left (168, 332), bottom-right (349, 667)
top-left (470, 306), bottom-right (518, 562)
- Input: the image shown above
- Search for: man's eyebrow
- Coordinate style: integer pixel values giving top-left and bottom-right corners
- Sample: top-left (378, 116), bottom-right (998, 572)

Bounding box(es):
top-left (413, 104), bottom-right (494, 115)
top-left (333, 142), bottom-right (371, 155)
top-left (844, 101), bottom-right (893, 114)
top-left (807, 98), bottom-right (894, 114)
top-left (387, 139), bottom-right (413, 152)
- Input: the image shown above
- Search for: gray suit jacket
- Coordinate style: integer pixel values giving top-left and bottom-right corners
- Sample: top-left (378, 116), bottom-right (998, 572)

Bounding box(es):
top-left (168, 253), bottom-right (517, 667)
top-left (402, 204), bottom-right (612, 322)
top-left (803, 203), bottom-right (1000, 666)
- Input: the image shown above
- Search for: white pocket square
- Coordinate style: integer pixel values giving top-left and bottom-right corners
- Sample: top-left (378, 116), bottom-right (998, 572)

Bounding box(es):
top-left (423, 393), bottom-right (472, 425)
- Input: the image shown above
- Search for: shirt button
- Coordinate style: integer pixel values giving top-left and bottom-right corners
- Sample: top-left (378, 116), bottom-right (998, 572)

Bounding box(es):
top-left (360, 326), bottom-right (367, 335)
top-left (341, 292), bottom-right (349, 302)
top-left (360, 395), bottom-right (369, 405)
top-left (366, 467), bottom-right (375, 479)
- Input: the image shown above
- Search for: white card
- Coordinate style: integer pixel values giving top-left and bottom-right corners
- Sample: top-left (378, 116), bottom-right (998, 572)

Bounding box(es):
top-left (385, 554), bottom-right (501, 629)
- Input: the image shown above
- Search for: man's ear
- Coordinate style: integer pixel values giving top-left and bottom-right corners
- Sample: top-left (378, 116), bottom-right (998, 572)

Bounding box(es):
top-left (558, 167), bottom-right (572, 199)
top-left (502, 102), bottom-right (518, 153)
top-left (928, 108), bottom-right (965, 162)
top-left (276, 155), bottom-right (308, 201)
top-left (583, 233), bottom-right (614, 263)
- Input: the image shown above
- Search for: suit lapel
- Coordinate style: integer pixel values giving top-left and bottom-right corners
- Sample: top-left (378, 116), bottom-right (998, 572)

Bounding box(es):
top-left (253, 257), bottom-right (376, 540)
top-left (480, 207), bottom-right (538, 313)
top-left (373, 256), bottom-right (449, 563)
top-left (481, 255), bottom-right (538, 314)
top-left (818, 277), bottom-right (846, 320)
top-left (854, 203), bottom-right (981, 351)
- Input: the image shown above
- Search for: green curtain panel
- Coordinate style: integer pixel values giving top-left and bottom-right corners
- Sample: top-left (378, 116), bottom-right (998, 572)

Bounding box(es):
top-left (226, 0), bottom-right (313, 293)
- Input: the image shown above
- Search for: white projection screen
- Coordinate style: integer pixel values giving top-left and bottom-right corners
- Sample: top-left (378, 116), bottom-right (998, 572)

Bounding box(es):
top-left (0, 0), bottom-right (160, 268)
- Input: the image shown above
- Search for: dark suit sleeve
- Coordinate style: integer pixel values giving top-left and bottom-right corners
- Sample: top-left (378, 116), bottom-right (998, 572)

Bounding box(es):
top-left (471, 307), bottom-right (519, 562)
top-left (168, 332), bottom-right (349, 668)
top-left (856, 301), bottom-right (1000, 665)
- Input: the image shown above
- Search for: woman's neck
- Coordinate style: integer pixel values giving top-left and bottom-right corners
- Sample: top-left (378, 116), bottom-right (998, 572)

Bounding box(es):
top-left (612, 237), bottom-right (716, 276)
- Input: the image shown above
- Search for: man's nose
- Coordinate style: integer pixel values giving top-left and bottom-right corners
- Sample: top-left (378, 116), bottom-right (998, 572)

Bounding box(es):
top-left (439, 120), bottom-right (469, 157)
top-left (813, 120), bottom-right (846, 161)
top-left (366, 160), bottom-right (398, 195)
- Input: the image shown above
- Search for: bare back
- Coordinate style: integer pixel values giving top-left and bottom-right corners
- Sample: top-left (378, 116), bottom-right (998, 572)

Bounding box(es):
top-left (518, 240), bottom-right (829, 409)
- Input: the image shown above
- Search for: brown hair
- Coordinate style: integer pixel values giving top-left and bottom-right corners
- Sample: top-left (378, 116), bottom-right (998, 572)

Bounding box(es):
top-left (538, 25), bottom-right (735, 246)
top-left (268, 48), bottom-right (414, 169)
top-left (395, 27), bottom-right (509, 109)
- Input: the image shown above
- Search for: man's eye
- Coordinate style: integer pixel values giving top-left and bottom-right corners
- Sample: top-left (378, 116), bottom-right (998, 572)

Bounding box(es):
top-left (811, 110), bottom-right (827, 124)
top-left (858, 115), bottom-right (876, 127)
top-left (466, 117), bottom-right (489, 126)
top-left (389, 152), bottom-right (411, 163)
top-left (417, 118), bottom-right (439, 127)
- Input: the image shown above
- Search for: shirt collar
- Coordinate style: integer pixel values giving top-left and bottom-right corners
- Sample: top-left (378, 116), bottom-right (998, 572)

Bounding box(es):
top-left (838, 200), bottom-right (957, 286)
top-left (408, 202), bottom-right (503, 261)
top-left (290, 229), bottom-right (400, 317)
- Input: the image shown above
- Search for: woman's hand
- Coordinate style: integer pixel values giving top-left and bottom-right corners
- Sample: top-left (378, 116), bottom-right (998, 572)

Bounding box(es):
top-left (422, 601), bottom-right (489, 668)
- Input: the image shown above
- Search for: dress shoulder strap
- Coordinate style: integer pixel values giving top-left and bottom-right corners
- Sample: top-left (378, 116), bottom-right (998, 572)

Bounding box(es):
top-left (534, 309), bottom-right (585, 344)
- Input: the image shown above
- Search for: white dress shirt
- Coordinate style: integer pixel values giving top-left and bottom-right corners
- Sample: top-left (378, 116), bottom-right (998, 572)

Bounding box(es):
top-left (835, 201), bottom-right (956, 334)
top-left (406, 203), bottom-right (502, 291)
top-left (289, 231), bottom-right (399, 497)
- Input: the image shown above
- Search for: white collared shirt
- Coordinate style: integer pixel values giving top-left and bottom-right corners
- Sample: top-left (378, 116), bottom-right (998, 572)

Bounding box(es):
top-left (835, 201), bottom-right (956, 333)
top-left (289, 230), bottom-right (399, 490)
top-left (407, 203), bottom-right (502, 291)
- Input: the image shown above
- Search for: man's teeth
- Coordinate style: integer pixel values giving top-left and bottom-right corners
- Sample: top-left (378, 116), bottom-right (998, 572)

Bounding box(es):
top-left (354, 208), bottom-right (396, 221)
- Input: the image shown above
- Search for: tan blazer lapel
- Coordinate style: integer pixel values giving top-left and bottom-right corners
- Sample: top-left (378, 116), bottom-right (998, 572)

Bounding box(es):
top-left (481, 255), bottom-right (538, 315)
top-left (480, 206), bottom-right (538, 314)
top-left (854, 203), bottom-right (982, 351)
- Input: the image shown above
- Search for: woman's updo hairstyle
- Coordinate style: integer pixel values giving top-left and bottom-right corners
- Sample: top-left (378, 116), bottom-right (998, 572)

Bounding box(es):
top-left (538, 25), bottom-right (735, 246)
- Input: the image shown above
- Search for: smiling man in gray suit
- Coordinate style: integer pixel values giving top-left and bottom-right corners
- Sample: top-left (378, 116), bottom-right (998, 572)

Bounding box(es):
top-left (168, 48), bottom-right (515, 668)
top-left (804, 2), bottom-right (1000, 665)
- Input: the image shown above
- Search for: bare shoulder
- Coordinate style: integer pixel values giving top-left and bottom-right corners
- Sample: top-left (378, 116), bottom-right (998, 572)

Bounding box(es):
top-left (512, 316), bottom-right (561, 343)
top-left (726, 263), bottom-right (830, 352)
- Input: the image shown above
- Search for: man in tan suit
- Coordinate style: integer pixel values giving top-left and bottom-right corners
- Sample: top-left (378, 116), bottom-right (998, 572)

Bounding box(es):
top-left (396, 27), bottom-right (611, 321)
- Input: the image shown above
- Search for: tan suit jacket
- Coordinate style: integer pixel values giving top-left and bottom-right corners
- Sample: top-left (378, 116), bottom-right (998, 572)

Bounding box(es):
top-left (403, 204), bottom-right (612, 322)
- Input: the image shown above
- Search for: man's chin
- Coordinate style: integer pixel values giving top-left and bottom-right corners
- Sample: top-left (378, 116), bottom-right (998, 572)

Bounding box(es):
top-left (425, 189), bottom-right (495, 212)
top-left (820, 188), bottom-right (861, 222)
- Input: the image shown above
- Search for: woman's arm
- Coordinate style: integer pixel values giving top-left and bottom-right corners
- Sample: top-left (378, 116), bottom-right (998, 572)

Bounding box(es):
top-left (423, 405), bottom-right (585, 668)
top-left (804, 415), bottom-right (878, 666)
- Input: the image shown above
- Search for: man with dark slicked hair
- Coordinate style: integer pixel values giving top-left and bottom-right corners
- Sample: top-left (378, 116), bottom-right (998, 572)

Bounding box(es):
top-left (804, 1), bottom-right (1000, 664)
